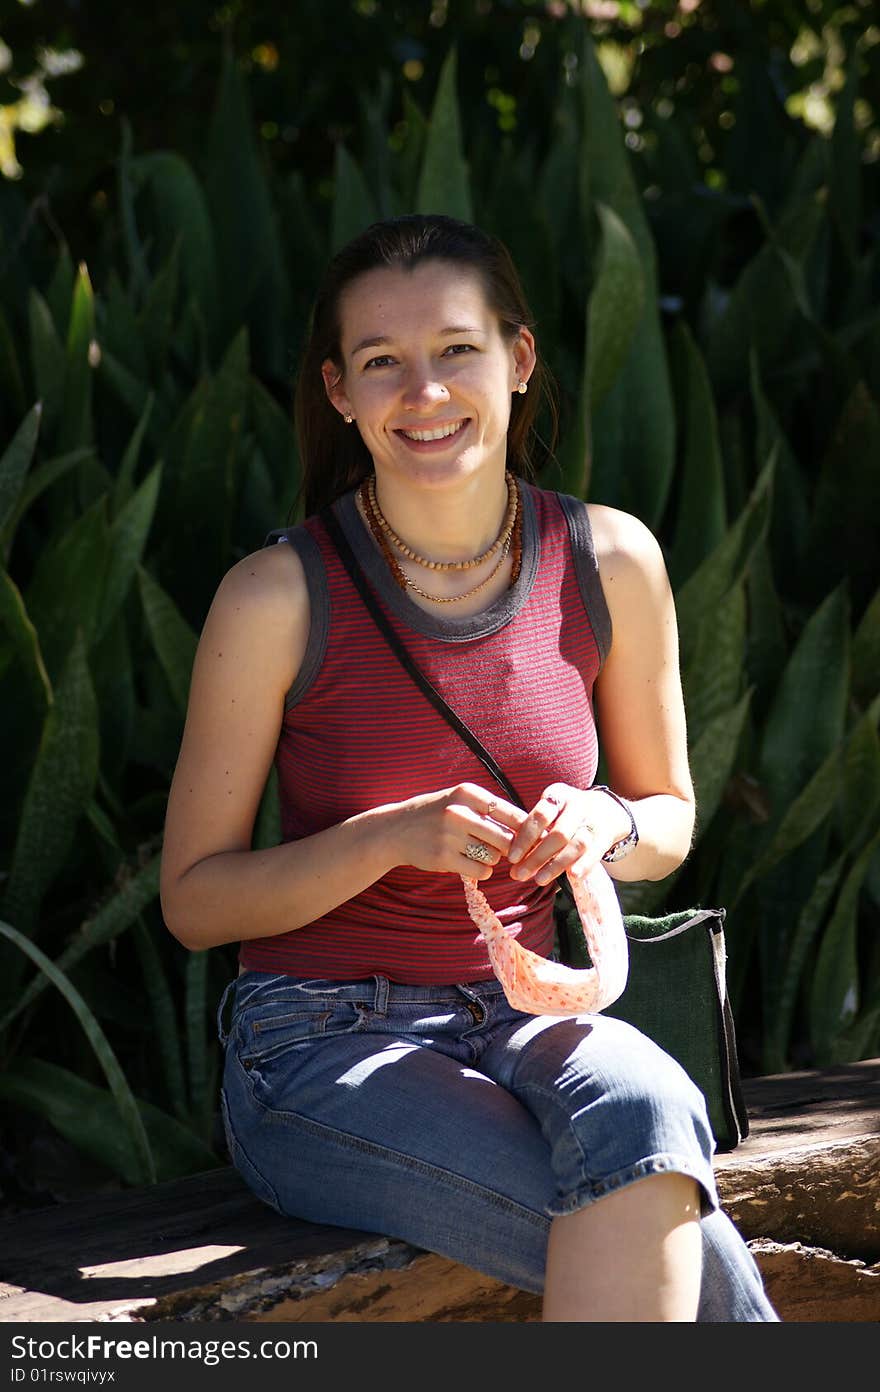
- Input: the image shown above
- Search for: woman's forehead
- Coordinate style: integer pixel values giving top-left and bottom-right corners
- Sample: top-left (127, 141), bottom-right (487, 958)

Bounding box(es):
top-left (337, 260), bottom-right (495, 348)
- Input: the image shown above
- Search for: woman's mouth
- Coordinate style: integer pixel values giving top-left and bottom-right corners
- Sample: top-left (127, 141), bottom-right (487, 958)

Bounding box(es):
top-left (395, 419), bottom-right (469, 446)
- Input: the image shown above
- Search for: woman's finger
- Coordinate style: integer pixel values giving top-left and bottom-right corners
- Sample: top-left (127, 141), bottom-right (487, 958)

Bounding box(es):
top-left (511, 814), bottom-right (598, 881)
top-left (507, 784), bottom-right (569, 864)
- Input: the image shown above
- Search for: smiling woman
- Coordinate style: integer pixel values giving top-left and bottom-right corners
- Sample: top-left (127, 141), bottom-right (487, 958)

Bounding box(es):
top-left (159, 214), bottom-right (778, 1323)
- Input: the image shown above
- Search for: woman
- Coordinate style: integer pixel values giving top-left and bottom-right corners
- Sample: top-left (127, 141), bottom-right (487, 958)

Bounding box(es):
top-left (160, 214), bottom-right (777, 1322)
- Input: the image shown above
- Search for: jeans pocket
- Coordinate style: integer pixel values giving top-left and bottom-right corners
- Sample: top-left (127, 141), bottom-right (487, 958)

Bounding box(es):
top-left (238, 998), bottom-right (365, 1069)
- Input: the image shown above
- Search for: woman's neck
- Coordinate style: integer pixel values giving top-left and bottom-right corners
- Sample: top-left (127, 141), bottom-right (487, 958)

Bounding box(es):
top-left (369, 468), bottom-right (511, 565)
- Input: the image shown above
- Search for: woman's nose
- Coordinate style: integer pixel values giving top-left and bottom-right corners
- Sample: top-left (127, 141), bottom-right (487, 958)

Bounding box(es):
top-left (401, 364), bottom-right (450, 409)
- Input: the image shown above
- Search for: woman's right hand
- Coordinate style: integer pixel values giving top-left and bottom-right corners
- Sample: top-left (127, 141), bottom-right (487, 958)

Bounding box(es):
top-left (388, 782), bottom-right (528, 881)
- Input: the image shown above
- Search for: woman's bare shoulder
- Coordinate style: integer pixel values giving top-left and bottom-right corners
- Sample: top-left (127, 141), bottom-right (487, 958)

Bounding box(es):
top-left (197, 536), bottom-right (311, 694)
top-left (586, 503), bottom-right (667, 590)
top-left (213, 535), bottom-right (307, 609)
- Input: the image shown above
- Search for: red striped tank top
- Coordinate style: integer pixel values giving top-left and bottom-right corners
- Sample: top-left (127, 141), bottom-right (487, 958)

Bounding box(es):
top-left (238, 483), bottom-right (612, 983)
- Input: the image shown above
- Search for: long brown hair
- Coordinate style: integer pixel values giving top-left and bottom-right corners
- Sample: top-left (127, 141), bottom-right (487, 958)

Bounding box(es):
top-left (294, 214), bottom-right (557, 517)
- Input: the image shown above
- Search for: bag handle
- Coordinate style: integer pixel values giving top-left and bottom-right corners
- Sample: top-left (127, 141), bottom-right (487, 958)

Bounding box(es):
top-left (320, 504), bottom-right (528, 811)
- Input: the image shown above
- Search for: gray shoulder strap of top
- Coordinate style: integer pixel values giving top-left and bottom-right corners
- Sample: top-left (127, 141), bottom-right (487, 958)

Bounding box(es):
top-left (555, 492), bottom-right (612, 667)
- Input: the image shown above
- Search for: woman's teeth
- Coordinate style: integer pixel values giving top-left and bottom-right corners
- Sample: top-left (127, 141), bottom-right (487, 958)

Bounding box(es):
top-left (400, 421), bottom-right (466, 442)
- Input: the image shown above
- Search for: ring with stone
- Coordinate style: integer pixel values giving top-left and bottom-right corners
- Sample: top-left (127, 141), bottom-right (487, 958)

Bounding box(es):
top-left (464, 839), bottom-right (493, 864)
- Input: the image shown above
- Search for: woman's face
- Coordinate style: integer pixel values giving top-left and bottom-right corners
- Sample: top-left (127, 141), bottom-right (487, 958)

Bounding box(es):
top-left (322, 259), bottom-right (535, 490)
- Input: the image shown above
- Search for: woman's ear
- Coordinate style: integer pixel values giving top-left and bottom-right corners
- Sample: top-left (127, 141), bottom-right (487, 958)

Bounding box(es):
top-left (512, 327), bottom-right (537, 389)
top-left (321, 359), bottom-right (352, 419)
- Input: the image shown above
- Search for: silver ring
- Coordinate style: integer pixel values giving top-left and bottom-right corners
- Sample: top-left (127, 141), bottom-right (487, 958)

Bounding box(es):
top-left (465, 840), bottom-right (493, 864)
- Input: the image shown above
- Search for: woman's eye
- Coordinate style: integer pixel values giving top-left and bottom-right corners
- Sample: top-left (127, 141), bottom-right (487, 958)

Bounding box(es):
top-left (444, 343), bottom-right (475, 356)
top-left (364, 355), bottom-right (395, 369)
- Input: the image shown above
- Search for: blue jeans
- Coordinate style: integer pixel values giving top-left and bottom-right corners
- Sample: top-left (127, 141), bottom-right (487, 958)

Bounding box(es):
top-left (218, 970), bottom-right (778, 1321)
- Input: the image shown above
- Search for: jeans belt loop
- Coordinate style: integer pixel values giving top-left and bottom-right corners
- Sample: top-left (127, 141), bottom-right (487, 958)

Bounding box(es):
top-left (371, 974), bottom-right (390, 1016)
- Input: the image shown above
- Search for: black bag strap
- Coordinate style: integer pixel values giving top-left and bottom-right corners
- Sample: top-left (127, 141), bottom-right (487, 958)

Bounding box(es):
top-left (320, 505), bottom-right (527, 811)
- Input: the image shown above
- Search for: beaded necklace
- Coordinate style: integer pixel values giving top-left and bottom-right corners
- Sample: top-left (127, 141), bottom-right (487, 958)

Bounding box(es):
top-left (358, 473), bottom-right (523, 604)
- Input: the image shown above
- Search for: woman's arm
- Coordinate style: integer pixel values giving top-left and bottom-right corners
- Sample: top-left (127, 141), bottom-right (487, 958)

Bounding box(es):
top-left (507, 504), bottom-right (695, 886)
top-left (160, 544), bottom-right (525, 951)
top-left (588, 503), bottom-right (695, 881)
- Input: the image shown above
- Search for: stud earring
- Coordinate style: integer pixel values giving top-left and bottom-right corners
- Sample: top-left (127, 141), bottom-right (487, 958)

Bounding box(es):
top-left (516, 380), bottom-right (528, 395)
top-left (344, 412), bottom-right (354, 424)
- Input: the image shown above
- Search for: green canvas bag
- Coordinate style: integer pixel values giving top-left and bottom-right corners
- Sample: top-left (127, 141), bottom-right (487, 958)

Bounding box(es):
top-left (557, 904), bottom-right (750, 1152)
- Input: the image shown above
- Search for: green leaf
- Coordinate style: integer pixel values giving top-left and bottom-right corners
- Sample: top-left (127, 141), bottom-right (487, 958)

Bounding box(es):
top-left (682, 583), bottom-right (746, 745)
top-left (585, 201), bottom-right (644, 419)
top-left (118, 119), bottom-right (150, 300)
top-left (249, 377), bottom-right (299, 518)
top-left (762, 853), bottom-right (846, 1073)
top-left (744, 539), bottom-right (788, 700)
top-left (25, 495), bottom-right (110, 674)
top-left (98, 463), bottom-right (162, 639)
top-left (705, 190), bottom-right (826, 396)
top-left (751, 353), bottom-right (810, 587)
top-left (133, 149), bottom-right (219, 329)
top-left (416, 48), bottom-right (473, 222)
top-left (161, 329), bottom-right (249, 614)
top-left (0, 448), bottom-right (88, 560)
top-left (113, 392), bottom-right (155, 513)
top-left (133, 919), bottom-right (188, 1122)
top-left (809, 830), bottom-right (880, 1063)
top-left (138, 239), bottom-right (180, 377)
top-left (0, 567), bottom-right (52, 716)
top-left (853, 584), bottom-right (880, 711)
top-left (136, 566), bottom-right (198, 714)
top-left (99, 347), bottom-right (152, 425)
top-left (838, 696), bottom-right (880, 852)
top-left (0, 926), bottom-right (156, 1184)
top-left (579, 31), bottom-right (675, 525)
top-left (676, 460), bottom-right (774, 668)
top-left (28, 290), bottom-right (66, 440)
top-left (0, 857), bottom-right (162, 1032)
top-left (666, 322), bottom-right (726, 588)
top-left (0, 1059), bottom-right (215, 1185)
top-left (331, 145), bottom-right (379, 254)
top-left (1, 632), bottom-right (100, 942)
top-left (759, 584), bottom-right (850, 818)
top-left (691, 688), bottom-right (753, 835)
top-left (204, 48), bottom-right (289, 376)
top-left (59, 262), bottom-right (96, 456)
top-left (0, 402), bottom-right (42, 534)
top-left (804, 381), bottom-right (880, 613)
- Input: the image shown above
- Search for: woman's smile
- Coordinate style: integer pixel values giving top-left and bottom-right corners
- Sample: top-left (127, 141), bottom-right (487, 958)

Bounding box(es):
top-left (395, 418), bottom-right (470, 448)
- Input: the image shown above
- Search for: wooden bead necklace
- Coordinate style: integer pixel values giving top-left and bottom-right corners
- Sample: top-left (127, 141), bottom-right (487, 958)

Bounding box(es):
top-left (359, 472), bottom-right (523, 604)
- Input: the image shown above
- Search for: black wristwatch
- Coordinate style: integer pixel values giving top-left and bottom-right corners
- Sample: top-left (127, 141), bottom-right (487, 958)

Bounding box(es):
top-left (592, 785), bottom-right (640, 863)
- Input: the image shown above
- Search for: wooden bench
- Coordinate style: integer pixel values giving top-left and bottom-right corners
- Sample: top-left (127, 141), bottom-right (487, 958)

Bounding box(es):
top-left (1, 1059), bottom-right (877, 1324)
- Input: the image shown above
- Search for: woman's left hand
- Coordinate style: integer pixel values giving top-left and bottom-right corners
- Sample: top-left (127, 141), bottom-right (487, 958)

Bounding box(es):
top-left (506, 782), bottom-right (631, 885)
